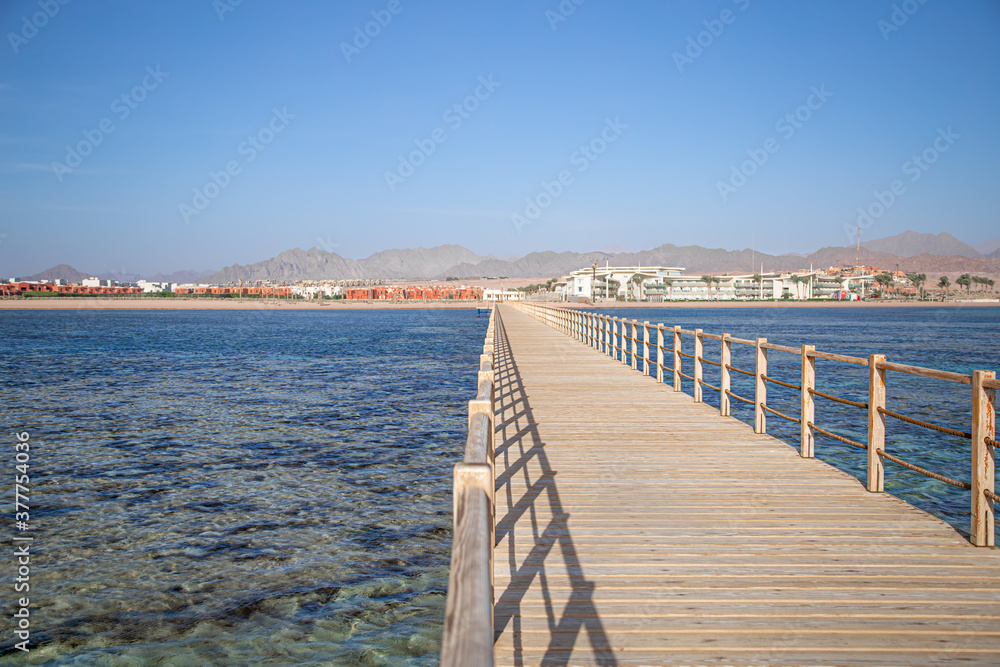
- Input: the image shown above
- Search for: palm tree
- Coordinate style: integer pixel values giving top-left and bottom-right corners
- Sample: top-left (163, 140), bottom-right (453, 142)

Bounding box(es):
top-left (631, 275), bottom-right (643, 302)
top-left (875, 273), bottom-right (893, 297)
top-left (957, 273), bottom-right (972, 294)
top-left (753, 273), bottom-right (763, 300)
top-left (938, 276), bottom-right (950, 299)
top-left (713, 276), bottom-right (723, 300)
top-left (788, 275), bottom-right (800, 299)
top-left (662, 278), bottom-right (675, 301)
top-left (701, 275), bottom-right (713, 301)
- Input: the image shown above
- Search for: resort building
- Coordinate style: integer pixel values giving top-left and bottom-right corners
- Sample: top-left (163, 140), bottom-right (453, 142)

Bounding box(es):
top-left (557, 266), bottom-right (875, 301)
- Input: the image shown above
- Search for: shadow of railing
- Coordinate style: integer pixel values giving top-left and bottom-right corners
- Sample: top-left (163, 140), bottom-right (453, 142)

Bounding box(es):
top-left (492, 308), bottom-right (618, 667)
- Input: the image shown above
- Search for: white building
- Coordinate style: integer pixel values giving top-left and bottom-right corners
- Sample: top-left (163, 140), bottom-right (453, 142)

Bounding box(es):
top-left (558, 266), bottom-right (874, 301)
top-left (136, 280), bottom-right (174, 293)
top-left (484, 288), bottom-right (522, 302)
top-left (82, 277), bottom-right (111, 288)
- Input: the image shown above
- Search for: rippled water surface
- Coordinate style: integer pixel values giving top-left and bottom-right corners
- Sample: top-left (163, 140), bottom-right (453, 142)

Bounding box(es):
top-left (2, 306), bottom-right (998, 665)
top-left (592, 306), bottom-right (1000, 537)
top-left (0, 310), bottom-right (487, 666)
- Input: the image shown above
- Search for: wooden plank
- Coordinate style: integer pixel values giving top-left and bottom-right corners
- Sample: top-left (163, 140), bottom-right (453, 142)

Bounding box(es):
top-left (490, 305), bottom-right (1000, 666)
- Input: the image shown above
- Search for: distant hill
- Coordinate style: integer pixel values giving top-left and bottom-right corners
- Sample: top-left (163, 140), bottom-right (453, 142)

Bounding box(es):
top-left (204, 244), bottom-right (484, 283)
top-left (15, 230), bottom-right (998, 285)
top-left (21, 264), bottom-right (90, 282)
top-left (146, 269), bottom-right (216, 284)
top-left (973, 238), bottom-right (1000, 256)
top-left (863, 231), bottom-right (981, 258)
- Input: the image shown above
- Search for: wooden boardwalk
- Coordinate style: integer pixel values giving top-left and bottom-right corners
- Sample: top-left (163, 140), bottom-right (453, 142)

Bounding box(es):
top-left (491, 305), bottom-right (1000, 666)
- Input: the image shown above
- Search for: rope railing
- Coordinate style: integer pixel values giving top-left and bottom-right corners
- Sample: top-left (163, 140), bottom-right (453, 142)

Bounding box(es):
top-left (809, 387), bottom-right (868, 410)
top-left (726, 389), bottom-right (754, 405)
top-left (700, 379), bottom-right (722, 393)
top-left (761, 403), bottom-right (801, 424)
top-left (877, 449), bottom-right (972, 490)
top-left (761, 374), bottom-right (801, 391)
top-left (809, 422), bottom-right (867, 450)
top-left (511, 302), bottom-right (997, 548)
top-left (877, 407), bottom-right (971, 440)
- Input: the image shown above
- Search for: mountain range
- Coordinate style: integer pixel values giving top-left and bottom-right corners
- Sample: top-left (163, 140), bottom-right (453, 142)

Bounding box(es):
top-left (14, 231), bottom-right (998, 284)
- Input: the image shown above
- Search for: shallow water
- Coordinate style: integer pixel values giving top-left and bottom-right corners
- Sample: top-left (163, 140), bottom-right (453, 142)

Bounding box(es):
top-left (1, 306), bottom-right (997, 664)
top-left (0, 310), bottom-right (487, 665)
top-left (588, 306), bottom-right (1000, 536)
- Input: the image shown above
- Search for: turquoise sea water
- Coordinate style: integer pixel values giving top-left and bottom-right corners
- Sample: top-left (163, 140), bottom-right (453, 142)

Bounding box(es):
top-left (0, 310), bottom-right (486, 666)
top-left (0, 306), bottom-right (997, 664)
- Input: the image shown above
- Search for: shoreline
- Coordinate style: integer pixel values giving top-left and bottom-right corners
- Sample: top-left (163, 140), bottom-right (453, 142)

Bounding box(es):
top-left (0, 298), bottom-right (997, 311)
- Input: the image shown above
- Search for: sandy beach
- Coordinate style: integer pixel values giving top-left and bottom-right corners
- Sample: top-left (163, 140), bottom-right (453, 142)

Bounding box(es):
top-left (0, 298), bottom-right (996, 311)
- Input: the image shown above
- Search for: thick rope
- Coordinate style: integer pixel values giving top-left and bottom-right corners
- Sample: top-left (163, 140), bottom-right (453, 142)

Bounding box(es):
top-left (762, 374), bottom-right (801, 391)
top-left (761, 403), bottom-right (801, 424)
top-left (877, 449), bottom-right (972, 490)
top-left (877, 407), bottom-right (971, 440)
top-left (699, 379), bottom-right (722, 393)
top-left (809, 422), bottom-right (867, 450)
top-left (809, 387), bottom-right (868, 410)
top-left (725, 364), bottom-right (754, 377)
top-left (698, 356), bottom-right (722, 367)
top-left (726, 389), bottom-right (754, 405)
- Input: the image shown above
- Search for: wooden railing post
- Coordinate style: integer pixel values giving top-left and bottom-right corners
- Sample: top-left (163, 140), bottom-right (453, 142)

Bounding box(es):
top-left (656, 325), bottom-right (665, 384)
top-left (630, 320), bottom-right (638, 370)
top-left (673, 326), bottom-right (682, 391)
top-left (971, 370), bottom-right (996, 547)
top-left (720, 334), bottom-right (731, 416)
top-left (611, 317), bottom-right (618, 360)
top-left (605, 316), bottom-right (611, 356)
top-left (694, 329), bottom-right (704, 403)
top-left (642, 322), bottom-right (650, 376)
top-left (755, 338), bottom-right (767, 433)
top-left (800, 345), bottom-right (816, 458)
top-left (868, 354), bottom-right (887, 493)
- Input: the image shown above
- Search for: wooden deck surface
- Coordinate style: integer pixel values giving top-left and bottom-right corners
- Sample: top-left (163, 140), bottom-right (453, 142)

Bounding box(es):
top-left (492, 305), bottom-right (1000, 666)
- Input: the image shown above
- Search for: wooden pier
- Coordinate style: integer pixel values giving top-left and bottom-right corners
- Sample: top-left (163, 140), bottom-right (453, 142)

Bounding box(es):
top-left (442, 304), bottom-right (1000, 666)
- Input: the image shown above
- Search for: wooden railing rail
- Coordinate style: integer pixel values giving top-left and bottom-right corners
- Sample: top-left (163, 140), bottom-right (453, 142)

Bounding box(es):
top-left (512, 302), bottom-right (996, 547)
top-left (441, 306), bottom-right (496, 667)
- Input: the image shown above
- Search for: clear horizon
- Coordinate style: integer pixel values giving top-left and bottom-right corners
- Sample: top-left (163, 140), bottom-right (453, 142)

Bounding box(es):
top-left (2, 0), bottom-right (999, 276)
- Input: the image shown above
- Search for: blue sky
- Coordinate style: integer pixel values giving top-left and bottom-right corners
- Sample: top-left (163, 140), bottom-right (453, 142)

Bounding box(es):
top-left (1, 0), bottom-right (998, 276)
